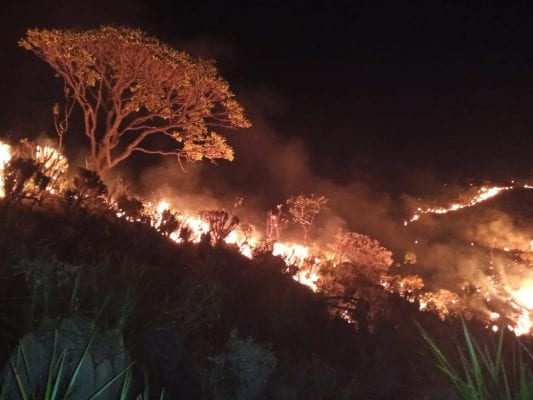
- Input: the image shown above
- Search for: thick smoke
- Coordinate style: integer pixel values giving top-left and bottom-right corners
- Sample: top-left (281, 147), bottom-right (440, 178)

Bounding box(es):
top-left (131, 86), bottom-right (406, 251)
top-left (123, 54), bottom-right (533, 306)
top-left (130, 88), bottom-right (533, 331)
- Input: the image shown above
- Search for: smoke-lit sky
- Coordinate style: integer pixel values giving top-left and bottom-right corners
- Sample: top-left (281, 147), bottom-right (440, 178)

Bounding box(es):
top-left (1, 1), bottom-right (533, 194)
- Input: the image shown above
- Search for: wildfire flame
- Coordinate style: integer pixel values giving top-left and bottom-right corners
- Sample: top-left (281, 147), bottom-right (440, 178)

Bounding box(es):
top-left (403, 181), bottom-right (533, 335)
top-left (151, 200), bottom-right (320, 287)
top-left (508, 285), bottom-right (533, 335)
top-left (0, 142), bottom-right (11, 198)
top-left (405, 185), bottom-right (524, 225)
top-left (272, 242), bottom-right (310, 268)
top-left (3, 138), bottom-right (533, 335)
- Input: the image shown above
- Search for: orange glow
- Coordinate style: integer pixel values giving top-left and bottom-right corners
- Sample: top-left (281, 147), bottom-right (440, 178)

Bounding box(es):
top-left (4, 139), bottom-right (533, 336)
top-left (406, 185), bottom-right (514, 224)
top-left (0, 141), bottom-right (11, 198)
top-left (508, 284), bottom-right (533, 336)
top-left (511, 309), bottom-right (533, 336)
top-left (272, 242), bottom-right (310, 268)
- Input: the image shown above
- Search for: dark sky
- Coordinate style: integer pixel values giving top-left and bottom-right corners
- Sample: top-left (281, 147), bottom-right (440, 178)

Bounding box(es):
top-left (2, 0), bottom-right (533, 193)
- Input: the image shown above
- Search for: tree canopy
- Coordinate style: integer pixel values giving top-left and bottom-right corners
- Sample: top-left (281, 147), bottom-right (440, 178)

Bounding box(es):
top-left (20, 26), bottom-right (250, 173)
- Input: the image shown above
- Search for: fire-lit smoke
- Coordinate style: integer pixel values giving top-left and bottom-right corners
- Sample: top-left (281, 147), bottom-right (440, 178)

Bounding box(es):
top-left (3, 137), bottom-right (533, 336)
top-left (403, 181), bottom-right (533, 335)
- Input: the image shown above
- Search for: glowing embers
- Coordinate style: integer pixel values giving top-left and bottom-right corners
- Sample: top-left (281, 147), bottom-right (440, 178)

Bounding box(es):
top-left (418, 289), bottom-right (460, 319)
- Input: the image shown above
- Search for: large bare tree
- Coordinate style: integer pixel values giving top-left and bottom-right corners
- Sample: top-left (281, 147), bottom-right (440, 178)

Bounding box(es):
top-left (20, 26), bottom-right (250, 173)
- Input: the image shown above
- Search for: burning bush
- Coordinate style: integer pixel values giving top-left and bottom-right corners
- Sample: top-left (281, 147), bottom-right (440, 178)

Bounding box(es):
top-left (63, 167), bottom-right (108, 211)
top-left (201, 209), bottom-right (240, 245)
top-left (1, 140), bottom-right (68, 207)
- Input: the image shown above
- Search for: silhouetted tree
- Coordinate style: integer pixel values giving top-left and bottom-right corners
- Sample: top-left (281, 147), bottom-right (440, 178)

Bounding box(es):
top-left (159, 209), bottom-right (180, 237)
top-left (202, 210), bottom-right (239, 245)
top-left (63, 167), bottom-right (108, 209)
top-left (266, 204), bottom-right (287, 242)
top-left (115, 194), bottom-right (147, 221)
top-left (3, 157), bottom-right (41, 205)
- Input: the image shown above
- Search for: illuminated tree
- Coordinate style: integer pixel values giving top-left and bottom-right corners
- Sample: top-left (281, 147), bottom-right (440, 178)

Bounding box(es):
top-left (20, 27), bottom-right (250, 173)
top-left (328, 230), bottom-right (393, 280)
top-left (392, 274), bottom-right (424, 300)
top-left (286, 194), bottom-right (328, 242)
top-left (318, 231), bottom-right (394, 330)
top-left (265, 204), bottom-right (286, 242)
top-left (403, 250), bottom-right (417, 265)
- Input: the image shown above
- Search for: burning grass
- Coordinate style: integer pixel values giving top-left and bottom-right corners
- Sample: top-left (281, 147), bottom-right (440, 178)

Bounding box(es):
top-left (0, 193), bottom-right (456, 398)
top-left (1, 138), bottom-right (533, 397)
top-left (1, 138), bottom-right (533, 337)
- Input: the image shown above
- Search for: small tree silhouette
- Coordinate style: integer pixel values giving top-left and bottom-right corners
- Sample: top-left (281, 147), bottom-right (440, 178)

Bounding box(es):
top-left (202, 210), bottom-right (240, 245)
top-left (265, 204), bottom-right (287, 243)
top-left (286, 194), bottom-right (328, 242)
top-left (63, 167), bottom-right (108, 210)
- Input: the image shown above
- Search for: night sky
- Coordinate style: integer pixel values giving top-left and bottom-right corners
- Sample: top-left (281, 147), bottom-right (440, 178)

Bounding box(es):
top-left (2, 1), bottom-right (533, 196)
